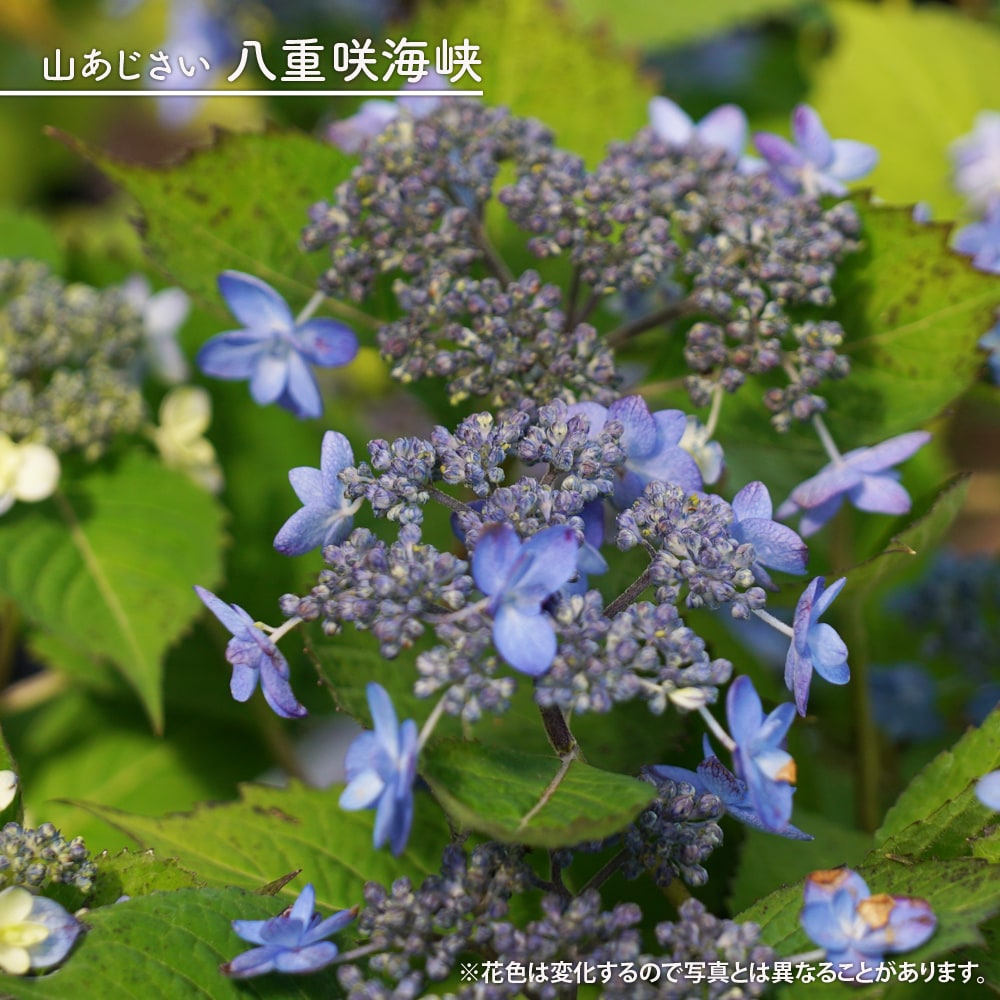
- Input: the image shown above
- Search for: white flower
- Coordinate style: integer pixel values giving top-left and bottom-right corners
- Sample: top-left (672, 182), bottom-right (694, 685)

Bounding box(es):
top-left (122, 275), bottom-right (190, 384)
top-left (678, 416), bottom-right (725, 486)
top-left (0, 886), bottom-right (81, 975)
top-left (0, 772), bottom-right (17, 812)
top-left (0, 436), bottom-right (60, 516)
top-left (151, 386), bottom-right (223, 493)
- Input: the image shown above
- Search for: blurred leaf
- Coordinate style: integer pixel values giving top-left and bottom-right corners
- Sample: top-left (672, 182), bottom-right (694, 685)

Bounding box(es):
top-left (1, 685), bottom-right (270, 855)
top-left (421, 740), bottom-right (655, 847)
top-left (728, 807), bottom-right (872, 914)
top-left (846, 474), bottom-right (970, 596)
top-left (563, 0), bottom-right (809, 49)
top-left (0, 452), bottom-right (226, 730)
top-left (808, 2), bottom-right (1000, 219)
top-left (0, 206), bottom-right (63, 271)
top-left (53, 127), bottom-right (356, 311)
top-left (876, 707), bottom-right (1000, 858)
top-left (413, 0), bottom-right (654, 164)
top-left (0, 886), bottom-right (341, 1000)
top-left (75, 781), bottom-right (450, 911)
top-left (88, 849), bottom-right (204, 908)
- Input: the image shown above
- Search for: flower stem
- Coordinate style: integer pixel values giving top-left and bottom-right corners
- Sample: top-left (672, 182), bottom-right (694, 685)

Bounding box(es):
top-left (418, 693), bottom-right (449, 750)
top-left (538, 703), bottom-right (576, 756)
top-left (605, 298), bottom-right (696, 348)
top-left (697, 704), bottom-right (737, 753)
top-left (603, 566), bottom-right (653, 618)
top-left (259, 615), bottom-right (302, 645)
top-left (704, 384), bottom-right (724, 439)
top-left (581, 849), bottom-right (627, 893)
top-left (752, 606), bottom-right (794, 639)
top-left (811, 413), bottom-right (843, 464)
top-left (295, 290), bottom-right (326, 325)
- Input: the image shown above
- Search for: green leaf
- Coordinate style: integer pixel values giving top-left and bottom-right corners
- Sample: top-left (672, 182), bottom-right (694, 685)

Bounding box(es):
top-left (742, 858), bottom-right (1000, 979)
top-left (1, 685), bottom-right (271, 856)
top-left (0, 886), bottom-right (342, 1000)
top-left (420, 740), bottom-right (655, 847)
top-left (0, 205), bottom-right (63, 271)
top-left (808, 2), bottom-right (1000, 219)
top-left (846, 474), bottom-right (970, 596)
top-left (74, 781), bottom-right (451, 911)
top-left (876, 707), bottom-right (1000, 860)
top-left (0, 452), bottom-right (226, 730)
top-left (728, 807), bottom-right (873, 915)
top-left (88, 850), bottom-right (204, 908)
top-left (53, 127), bottom-right (356, 310)
top-left (829, 199), bottom-right (1000, 443)
top-left (412, 0), bottom-right (654, 164)
top-left (562, 0), bottom-right (808, 49)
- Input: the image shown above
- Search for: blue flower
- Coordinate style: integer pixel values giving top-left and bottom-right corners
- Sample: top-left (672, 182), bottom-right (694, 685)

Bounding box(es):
top-left (569, 397), bottom-right (702, 508)
top-left (339, 683), bottom-right (419, 856)
top-left (951, 111), bottom-right (1000, 213)
top-left (196, 271), bottom-right (358, 420)
top-left (650, 753), bottom-right (811, 840)
top-left (785, 576), bottom-right (849, 716)
top-left (753, 104), bottom-right (878, 197)
top-left (726, 675), bottom-right (798, 833)
top-left (800, 868), bottom-right (936, 980)
top-left (274, 431), bottom-right (357, 556)
top-left (776, 431), bottom-right (931, 537)
top-left (977, 770), bottom-right (1000, 810)
top-left (194, 586), bottom-right (306, 719)
top-left (221, 883), bottom-right (355, 978)
top-left (729, 481), bottom-right (808, 590)
top-left (0, 886), bottom-right (82, 975)
top-left (472, 522), bottom-right (580, 676)
top-left (954, 197), bottom-right (1000, 274)
top-left (648, 96), bottom-right (748, 160)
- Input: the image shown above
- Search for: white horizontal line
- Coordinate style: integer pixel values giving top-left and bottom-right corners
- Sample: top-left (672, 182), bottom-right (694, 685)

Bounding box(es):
top-left (0, 89), bottom-right (481, 98)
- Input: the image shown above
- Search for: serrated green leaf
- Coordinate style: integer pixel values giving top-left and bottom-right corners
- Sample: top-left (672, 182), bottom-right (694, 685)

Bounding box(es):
top-left (0, 452), bottom-right (226, 730)
top-left (742, 857), bottom-right (1000, 985)
top-left (846, 474), bottom-right (970, 597)
top-left (876, 708), bottom-right (1000, 857)
top-left (73, 781), bottom-right (450, 911)
top-left (0, 886), bottom-right (342, 1000)
top-left (88, 849), bottom-right (204, 907)
top-left (0, 206), bottom-right (63, 271)
top-left (809, 2), bottom-right (1000, 219)
top-left (412, 0), bottom-right (654, 164)
top-left (1, 684), bottom-right (271, 856)
top-left (420, 740), bottom-right (655, 847)
top-left (54, 127), bottom-right (355, 311)
top-left (828, 199), bottom-right (1000, 444)
top-left (563, 0), bottom-right (808, 49)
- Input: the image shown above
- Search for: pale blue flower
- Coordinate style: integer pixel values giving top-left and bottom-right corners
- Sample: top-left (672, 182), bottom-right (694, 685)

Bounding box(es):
top-left (977, 770), bottom-right (1000, 810)
top-left (648, 96), bottom-right (748, 160)
top-left (730, 481), bottom-right (807, 590)
top-left (800, 868), bottom-right (936, 979)
top-left (777, 431), bottom-right (931, 537)
top-left (339, 683), bottom-right (419, 856)
top-left (954, 197), bottom-right (1000, 274)
top-left (222, 883), bottom-right (355, 978)
top-left (753, 104), bottom-right (878, 197)
top-left (785, 576), bottom-right (849, 716)
top-left (194, 586), bottom-right (306, 719)
top-left (951, 111), bottom-right (1000, 212)
top-left (327, 70), bottom-right (449, 152)
top-left (197, 271), bottom-right (358, 420)
top-left (472, 522), bottom-right (580, 676)
top-left (726, 675), bottom-right (798, 833)
top-left (569, 397), bottom-right (702, 508)
top-left (274, 431), bottom-right (357, 556)
top-left (650, 751), bottom-right (811, 840)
